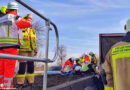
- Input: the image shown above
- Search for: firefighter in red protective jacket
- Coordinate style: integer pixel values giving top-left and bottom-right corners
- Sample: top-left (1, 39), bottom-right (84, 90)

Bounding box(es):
top-left (0, 2), bottom-right (32, 90)
top-left (61, 58), bottom-right (74, 75)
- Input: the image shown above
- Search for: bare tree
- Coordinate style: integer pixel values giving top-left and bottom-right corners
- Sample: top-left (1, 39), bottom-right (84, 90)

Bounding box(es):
top-left (32, 21), bottom-right (44, 33)
top-left (32, 21), bottom-right (45, 49)
top-left (57, 45), bottom-right (67, 65)
top-left (32, 21), bottom-right (45, 67)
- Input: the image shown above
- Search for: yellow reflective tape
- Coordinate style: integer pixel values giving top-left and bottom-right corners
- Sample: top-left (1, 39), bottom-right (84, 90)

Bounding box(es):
top-left (19, 48), bottom-right (32, 51)
top-left (112, 45), bottom-right (130, 90)
top-left (26, 73), bottom-right (35, 77)
top-left (0, 37), bottom-right (23, 44)
top-left (7, 25), bottom-right (8, 37)
top-left (7, 25), bottom-right (10, 37)
top-left (16, 74), bottom-right (35, 77)
top-left (104, 86), bottom-right (113, 90)
top-left (0, 37), bottom-right (20, 39)
top-left (8, 25), bottom-right (10, 37)
top-left (16, 74), bottom-right (26, 77)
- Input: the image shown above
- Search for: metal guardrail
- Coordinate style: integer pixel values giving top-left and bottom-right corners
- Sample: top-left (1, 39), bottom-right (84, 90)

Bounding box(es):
top-left (0, 53), bottom-right (51, 62)
top-left (15, 0), bottom-right (59, 62)
top-left (0, 0), bottom-right (59, 90)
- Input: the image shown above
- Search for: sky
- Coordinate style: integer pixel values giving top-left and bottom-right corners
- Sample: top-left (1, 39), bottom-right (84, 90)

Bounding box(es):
top-left (1, 0), bottom-right (130, 59)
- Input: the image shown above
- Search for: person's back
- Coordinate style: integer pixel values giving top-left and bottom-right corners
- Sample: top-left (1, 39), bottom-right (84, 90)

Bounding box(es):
top-left (0, 11), bottom-right (23, 48)
top-left (0, 4), bottom-right (32, 49)
top-left (19, 27), bottom-right (37, 52)
top-left (104, 19), bottom-right (130, 90)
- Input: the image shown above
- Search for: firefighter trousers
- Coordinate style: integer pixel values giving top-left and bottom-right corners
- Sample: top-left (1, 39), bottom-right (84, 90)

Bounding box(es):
top-left (0, 48), bottom-right (17, 90)
top-left (16, 51), bottom-right (35, 84)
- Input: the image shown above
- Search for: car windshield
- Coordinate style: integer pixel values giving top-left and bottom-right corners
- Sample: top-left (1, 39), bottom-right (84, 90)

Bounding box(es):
top-left (48, 66), bottom-right (62, 71)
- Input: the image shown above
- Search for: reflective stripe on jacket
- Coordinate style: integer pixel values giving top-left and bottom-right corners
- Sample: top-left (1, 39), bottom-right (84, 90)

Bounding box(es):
top-left (104, 86), bottom-right (113, 90)
top-left (104, 41), bottom-right (130, 90)
top-left (16, 73), bottom-right (35, 77)
top-left (81, 61), bottom-right (90, 71)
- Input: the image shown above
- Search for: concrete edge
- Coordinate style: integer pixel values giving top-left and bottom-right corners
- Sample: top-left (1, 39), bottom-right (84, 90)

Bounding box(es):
top-left (47, 75), bottom-right (94, 90)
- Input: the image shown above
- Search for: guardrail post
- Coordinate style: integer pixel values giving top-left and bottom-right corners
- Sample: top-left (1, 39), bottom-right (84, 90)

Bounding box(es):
top-left (43, 20), bottom-right (51, 90)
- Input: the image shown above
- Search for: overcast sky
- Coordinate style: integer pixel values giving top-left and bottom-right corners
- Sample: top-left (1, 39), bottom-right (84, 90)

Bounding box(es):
top-left (1, 0), bottom-right (129, 59)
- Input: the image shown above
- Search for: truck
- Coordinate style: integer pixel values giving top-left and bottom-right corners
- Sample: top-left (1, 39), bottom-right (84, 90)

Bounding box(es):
top-left (99, 33), bottom-right (125, 64)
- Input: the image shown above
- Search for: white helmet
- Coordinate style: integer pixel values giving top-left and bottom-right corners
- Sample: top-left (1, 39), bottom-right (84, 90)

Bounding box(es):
top-left (125, 19), bottom-right (130, 33)
top-left (89, 52), bottom-right (94, 56)
top-left (7, 2), bottom-right (19, 10)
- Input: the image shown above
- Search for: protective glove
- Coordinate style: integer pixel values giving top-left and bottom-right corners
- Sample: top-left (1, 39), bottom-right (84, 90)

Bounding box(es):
top-left (24, 13), bottom-right (32, 19)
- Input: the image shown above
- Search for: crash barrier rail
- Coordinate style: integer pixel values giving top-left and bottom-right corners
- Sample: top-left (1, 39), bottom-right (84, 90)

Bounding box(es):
top-left (48, 75), bottom-right (94, 90)
top-left (0, 0), bottom-right (59, 90)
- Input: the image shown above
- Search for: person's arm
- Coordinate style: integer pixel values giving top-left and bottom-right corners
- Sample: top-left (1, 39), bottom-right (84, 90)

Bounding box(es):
top-left (15, 14), bottom-right (32, 29)
top-left (103, 50), bottom-right (114, 87)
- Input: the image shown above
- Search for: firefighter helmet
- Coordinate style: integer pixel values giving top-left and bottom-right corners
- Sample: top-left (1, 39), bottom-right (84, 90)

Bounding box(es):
top-left (7, 2), bottom-right (19, 10)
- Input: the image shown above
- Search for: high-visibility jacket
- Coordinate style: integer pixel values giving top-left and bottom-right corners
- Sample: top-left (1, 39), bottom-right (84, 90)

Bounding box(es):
top-left (81, 61), bottom-right (90, 72)
top-left (0, 11), bottom-right (32, 49)
top-left (104, 41), bottom-right (130, 90)
top-left (91, 55), bottom-right (97, 66)
top-left (19, 28), bottom-right (37, 51)
top-left (77, 57), bottom-right (84, 65)
top-left (62, 59), bottom-right (74, 71)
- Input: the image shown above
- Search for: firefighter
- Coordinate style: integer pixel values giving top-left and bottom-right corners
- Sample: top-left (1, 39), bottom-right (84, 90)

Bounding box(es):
top-left (0, 2), bottom-right (32, 90)
top-left (61, 58), bottom-right (74, 75)
top-left (89, 52), bottom-right (98, 71)
top-left (104, 19), bottom-right (130, 90)
top-left (89, 52), bottom-right (97, 66)
top-left (16, 22), bottom-right (37, 88)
